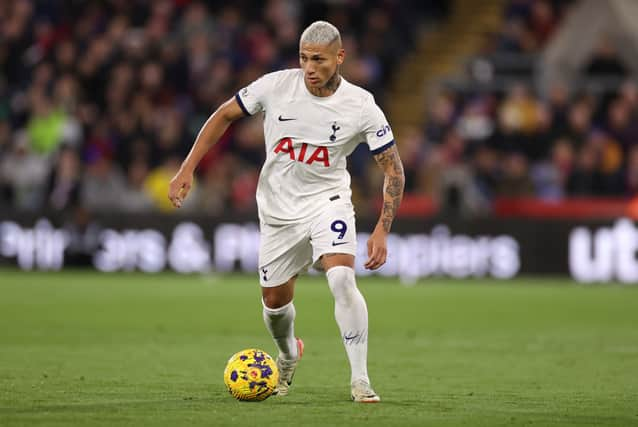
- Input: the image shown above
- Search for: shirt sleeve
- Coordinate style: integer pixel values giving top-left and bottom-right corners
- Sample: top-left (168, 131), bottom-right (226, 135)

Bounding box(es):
top-left (360, 96), bottom-right (395, 154)
top-left (235, 73), bottom-right (276, 116)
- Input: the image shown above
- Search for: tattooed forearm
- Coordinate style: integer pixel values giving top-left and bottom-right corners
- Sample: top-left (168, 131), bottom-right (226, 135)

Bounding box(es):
top-left (373, 145), bottom-right (405, 232)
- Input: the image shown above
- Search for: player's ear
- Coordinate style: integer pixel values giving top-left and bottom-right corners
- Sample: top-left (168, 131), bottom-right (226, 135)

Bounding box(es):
top-left (336, 48), bottom-right (345, 65)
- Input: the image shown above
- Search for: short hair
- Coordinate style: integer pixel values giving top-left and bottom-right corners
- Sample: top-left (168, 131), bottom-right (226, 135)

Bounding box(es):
top-left (299, 21), bottom-right (341, 47)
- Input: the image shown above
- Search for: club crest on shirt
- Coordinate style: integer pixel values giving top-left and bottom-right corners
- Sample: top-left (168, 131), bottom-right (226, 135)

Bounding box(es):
top-left (329, 122), bottom-right (341, 142)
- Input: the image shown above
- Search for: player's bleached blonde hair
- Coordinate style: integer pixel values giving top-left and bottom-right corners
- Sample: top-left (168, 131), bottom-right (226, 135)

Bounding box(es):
top-left (299, 21), bottom-right (341, 47)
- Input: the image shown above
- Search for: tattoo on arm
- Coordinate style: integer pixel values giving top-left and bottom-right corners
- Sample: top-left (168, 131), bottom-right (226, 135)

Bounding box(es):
top-left (373, 145), bottom-right (405, 232)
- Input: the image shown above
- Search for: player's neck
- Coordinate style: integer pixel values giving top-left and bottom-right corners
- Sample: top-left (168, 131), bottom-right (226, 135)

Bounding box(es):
top-left (308, 73), bottom-right (341, 97)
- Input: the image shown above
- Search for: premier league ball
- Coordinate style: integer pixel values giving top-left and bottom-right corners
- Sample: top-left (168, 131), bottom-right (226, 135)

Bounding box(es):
top-left (223, 349), bottom-right (279, 401)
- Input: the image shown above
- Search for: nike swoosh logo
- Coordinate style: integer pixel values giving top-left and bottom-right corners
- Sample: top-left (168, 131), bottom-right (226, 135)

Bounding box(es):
top-left (332, 241), bottom-right (349, 246)
top-left (278, 115), bottom-right (296, 121)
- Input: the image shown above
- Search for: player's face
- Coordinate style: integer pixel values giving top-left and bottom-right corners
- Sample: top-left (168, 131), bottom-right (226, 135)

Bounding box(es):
top-left (299, 42), bottom-right (345, 89)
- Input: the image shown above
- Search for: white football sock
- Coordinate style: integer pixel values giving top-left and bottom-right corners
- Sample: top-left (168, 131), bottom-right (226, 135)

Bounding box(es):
top-left (262, 300), bottom-right (298, 361)
top-left (326, 266), bottom-right (369, 384)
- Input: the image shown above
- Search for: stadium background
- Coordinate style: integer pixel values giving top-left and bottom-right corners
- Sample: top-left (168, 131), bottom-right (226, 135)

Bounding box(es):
top-left (1, 1), bottom-right (637, 426)
top-left (2, 0), bottom-right (638, 282)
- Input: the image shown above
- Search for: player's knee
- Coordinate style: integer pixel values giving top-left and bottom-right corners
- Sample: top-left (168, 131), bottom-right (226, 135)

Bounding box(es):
top-left (262, 294), bottom-right (291, 309)
top-left (262, 287), bottom-right (293, 309)
top-left (261, 276), bottom-right (296, 308)
top-left (326, 266), bottom-right (358, 305)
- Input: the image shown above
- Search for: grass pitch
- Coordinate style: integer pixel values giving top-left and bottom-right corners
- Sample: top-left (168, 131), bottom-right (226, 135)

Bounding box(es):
top-left (0, 270), bottom-right (637, 426)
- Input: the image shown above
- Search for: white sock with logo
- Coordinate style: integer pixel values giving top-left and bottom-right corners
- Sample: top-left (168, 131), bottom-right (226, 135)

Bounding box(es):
top-left (326, 266), bottom-right (369, 384)
top-left (262, 300), bottom-right (298, 361)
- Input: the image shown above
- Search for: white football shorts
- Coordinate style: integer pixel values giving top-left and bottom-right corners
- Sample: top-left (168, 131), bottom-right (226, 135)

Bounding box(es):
top-left (258, 198), bottom-right (357, 287)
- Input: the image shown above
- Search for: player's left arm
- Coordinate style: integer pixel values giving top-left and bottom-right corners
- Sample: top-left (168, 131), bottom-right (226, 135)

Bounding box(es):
top-left (365, 144), bottom-right (405, 270)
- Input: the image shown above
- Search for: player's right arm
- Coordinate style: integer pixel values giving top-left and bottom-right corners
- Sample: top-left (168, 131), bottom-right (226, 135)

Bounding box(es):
top-left (357, 93), bottom-right (404, 270)
top-left (168, 97), bottom-right (246, 208)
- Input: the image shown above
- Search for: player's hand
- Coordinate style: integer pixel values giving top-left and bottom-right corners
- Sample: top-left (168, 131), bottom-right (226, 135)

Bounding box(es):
top-left (365, 227), bottom-right (387, 270)
top-left (168, 169), bottom-right (193, 208)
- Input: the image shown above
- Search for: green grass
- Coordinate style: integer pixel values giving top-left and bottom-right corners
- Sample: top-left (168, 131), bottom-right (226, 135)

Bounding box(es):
top-left (0, 270), bottom-right (637, 426)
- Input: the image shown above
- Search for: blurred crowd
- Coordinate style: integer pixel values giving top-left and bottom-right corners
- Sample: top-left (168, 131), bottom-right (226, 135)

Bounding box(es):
top-left (0, 0), bottom-right (435, 215)
top-left (401, 78), bottom-right (638, 216)
top-left (486, 0), bottom-right (569, 54)
top-left (2, 0), bottom-right (636, 220)
top-left (394, 0), bottom-right (638, 216)
top-left (479, 0), bottom-right (626, 78)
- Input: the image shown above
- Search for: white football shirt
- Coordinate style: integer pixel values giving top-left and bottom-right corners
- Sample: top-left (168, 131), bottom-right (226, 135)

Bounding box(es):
top-left (236, 69), bottom-right (395, 225)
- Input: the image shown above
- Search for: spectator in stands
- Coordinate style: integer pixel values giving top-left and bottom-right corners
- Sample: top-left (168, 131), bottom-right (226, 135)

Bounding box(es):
top-left (473, 145), bottom-right (500, 201)
top-left (498, 18), bottom-right (536, 53)
top-left (26, 91), bottom-right (67, 155)
top-left (567, 141), bottom-right (604, 196)
top-left (80, 156), bottom-right (127, 212)
top-left (396, 125), bottom-right (429, 194)
top-left (0, 120), bottom-right (12, 204)
top-left (606, 97), bottom-right (638, 154)
top-left (192, 154), bottom-right (235, 215)
top-left (563, 96), bottom-right (594, 149)
top-left (425, 92), bottom-right (456, 145)
top-left (625, 145), bottom-right (638, 195)
top-left (119, 157), bottom-right (155, 213)
top-left (499, 0), bottom-right (569, 53)
top-left (0, 130), bottom-right (50, 210)
top-left (499, 84), bottom-right (541, 135)
top-left (545, 82), bottom-right (570, 135)
top-left (456, 97), bottom-right (495, 147)
top-left (498, 152), bottom-right (535, 197)
top-left (528, 0), bottom-right (557, 45)
top-left (497, 83), bottom-right (544, 157)
top-left (585, 36), bottom-right (628, 78)
top-left (45, 145), bottom-right (81, 211)
top-left (531, 138), bottom-right (574, 200)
